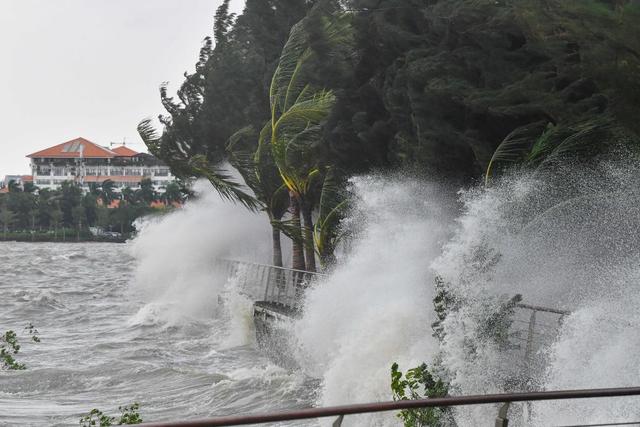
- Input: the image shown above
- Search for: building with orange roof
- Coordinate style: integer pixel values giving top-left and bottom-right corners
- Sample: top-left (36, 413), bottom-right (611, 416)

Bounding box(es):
top-left (27, 137), bottom-right (175, 193)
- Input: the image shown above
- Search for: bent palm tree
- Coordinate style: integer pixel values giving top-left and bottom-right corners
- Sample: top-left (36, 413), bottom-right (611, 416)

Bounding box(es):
top-left (266, 9), bottom-right (352, 271)
top-left (313, 167), bottom-right (349, 269)
top-left (137, 119), bottom-right (259, 211)
top-left (227, 125), bottom-right (289, 267)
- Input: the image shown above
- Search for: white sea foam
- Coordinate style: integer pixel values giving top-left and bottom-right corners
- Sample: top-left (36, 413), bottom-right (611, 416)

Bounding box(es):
top-left (294, 160), bottom-right (640, 426)
top-left (129, 179), bottom-right (270, 327)
top-left (293, 175), bottom-right (455, 426)
top-left (126, 160), bottom-right (640, 426)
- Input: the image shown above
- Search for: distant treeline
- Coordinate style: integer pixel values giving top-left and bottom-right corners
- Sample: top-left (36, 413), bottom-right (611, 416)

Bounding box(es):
top-left (0, 179), bottom-right (186, 242)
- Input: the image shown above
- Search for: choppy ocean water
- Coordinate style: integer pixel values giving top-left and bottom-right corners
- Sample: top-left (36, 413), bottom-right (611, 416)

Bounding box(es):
top-left (0, 242), bottom-right (316, 426)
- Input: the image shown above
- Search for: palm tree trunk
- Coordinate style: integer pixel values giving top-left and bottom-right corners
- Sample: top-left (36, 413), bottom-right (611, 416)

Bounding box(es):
top-left (290, 195), bottom-right (305, 271)
top-left (301, 202), bottom-right (316, 272)
top-left (272, 225), bottom-right (283, 267)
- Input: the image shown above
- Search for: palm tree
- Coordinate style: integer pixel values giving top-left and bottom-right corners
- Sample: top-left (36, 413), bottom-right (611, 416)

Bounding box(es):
top-left (313, 167), bottom-right (349, 268)
top-left (265, 8), bottom-right (352, 271)
top-left (137, 119), bottom-right (259, 211)
top-left (100, 179), bottom-right (116, 205)
top-left (227, 126), bottom-right (290, 267)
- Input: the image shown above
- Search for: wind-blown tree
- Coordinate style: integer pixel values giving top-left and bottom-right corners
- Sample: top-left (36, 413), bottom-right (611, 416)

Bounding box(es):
top-left (312, 167), bottom-right (349, 268)
top-left (138, 119), bottom-right (258, 211)
top-left (227, 126), bottom-right (290, 267)
top-left (265, 3), bottom-right (353, 271)
top-left (138, 1), bottom-right (314, 214)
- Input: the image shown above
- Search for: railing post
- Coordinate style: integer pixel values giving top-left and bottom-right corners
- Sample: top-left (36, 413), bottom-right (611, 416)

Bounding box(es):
top-left (264, 266), bottom-right (272, 301)
top-left (524, 310), bottom-right (537, 366)
top-left (495, 402), bottom-right (510, 427)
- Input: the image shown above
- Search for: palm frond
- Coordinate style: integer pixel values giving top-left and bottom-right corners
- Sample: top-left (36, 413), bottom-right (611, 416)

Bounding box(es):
top-left (485, 121), bottom-right (549, 185)
top-left (189, 155), bottom-right (260, 212)
top-left (137, 118), bottom-right (162, 156)
top-left (272, 216), bottom-right (309, 244)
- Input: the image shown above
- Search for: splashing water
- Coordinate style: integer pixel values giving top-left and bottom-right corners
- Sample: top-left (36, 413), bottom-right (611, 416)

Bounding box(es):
top-left (123, 161), bottom-right (640, 426)
top-left (431, 160), bottom-right (640, 424)
top-left (293, 175), bottom-right (456, 426)
top-left (129, 180), bottom-right (271, 326)
top-left (292, 159), bottom-right (640, 426)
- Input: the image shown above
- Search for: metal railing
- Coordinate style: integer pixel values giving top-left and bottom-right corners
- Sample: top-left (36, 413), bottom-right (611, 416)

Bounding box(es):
top-left (216, 259), bottom-right (321, 313)
top-left (211, 260), bottom-right (618, 426)
top-left (138, 387), bottom-right (640, 427)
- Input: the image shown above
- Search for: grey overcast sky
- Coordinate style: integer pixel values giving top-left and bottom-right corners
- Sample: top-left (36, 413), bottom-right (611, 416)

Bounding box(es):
top-left (0, 0), bottom-right (245, 178)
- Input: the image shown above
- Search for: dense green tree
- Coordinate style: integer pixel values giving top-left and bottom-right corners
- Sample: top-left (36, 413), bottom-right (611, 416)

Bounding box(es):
top-left (22, 182), bottom-right (36, 194)
top-left (59, 181), bottom-right (83, 227)
top-left (162, 182), bottom-right (183, 205)
top-left (136, 179), bottom-right (157, 204)
top-left (7, 180), bottom-right (20, 193)
top-left (0, 209), bottom-right (16, 237)
top-left (71, 205), bottom-right (86, 241)
top-left (50, 207), bottom-right (63, 240)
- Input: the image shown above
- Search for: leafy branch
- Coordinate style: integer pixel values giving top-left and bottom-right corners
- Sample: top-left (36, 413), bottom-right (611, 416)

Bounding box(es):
top-left (79, 403), bottom-right (142, 426)
top-left (1, 324), bottom-right (41, 370)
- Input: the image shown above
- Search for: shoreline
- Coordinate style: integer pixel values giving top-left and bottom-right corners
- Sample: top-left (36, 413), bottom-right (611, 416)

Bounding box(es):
top-left (0, 233), bottom-right (128, 244)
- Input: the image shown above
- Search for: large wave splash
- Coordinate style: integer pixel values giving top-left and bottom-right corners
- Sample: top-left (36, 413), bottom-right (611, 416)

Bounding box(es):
top-left (432, 159), bottom-right (640, 425)
top-left (293, 175), bottom-right (456, 426)
top-left (295, 159), bottom-right (640, 426)
top-left (127, 159), bottom-right (640, 425)
top-left (129, 180), bottom-right (270, 327)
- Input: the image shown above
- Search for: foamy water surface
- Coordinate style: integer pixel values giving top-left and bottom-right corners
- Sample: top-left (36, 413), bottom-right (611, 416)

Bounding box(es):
top-left (0, 242), bottom-right (316, 426)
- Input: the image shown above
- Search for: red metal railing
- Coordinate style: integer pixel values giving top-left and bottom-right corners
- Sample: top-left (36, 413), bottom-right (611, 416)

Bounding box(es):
top-left (138, 386), bottom-right (640, 427)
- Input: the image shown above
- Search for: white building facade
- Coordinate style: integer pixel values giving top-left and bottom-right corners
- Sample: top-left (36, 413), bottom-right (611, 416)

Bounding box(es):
top-left (27, 137), bottom-right (175, 193)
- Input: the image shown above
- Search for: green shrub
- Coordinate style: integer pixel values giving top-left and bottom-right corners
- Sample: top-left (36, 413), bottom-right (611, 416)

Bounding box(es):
top-left (79, 403), bottom-right (142, 426)
top-left (391, 362), bottom-right (452, 427)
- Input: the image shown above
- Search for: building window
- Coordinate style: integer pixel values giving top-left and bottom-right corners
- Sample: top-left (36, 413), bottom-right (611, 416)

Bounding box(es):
top-left (53, 167), bottom-right (66, 176)
top-left (36, 179), bottom-right (51, 186)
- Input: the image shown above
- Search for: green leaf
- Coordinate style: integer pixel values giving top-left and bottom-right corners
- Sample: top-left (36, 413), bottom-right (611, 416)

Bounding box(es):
top-left (485, 121), bottom-right (549, 185)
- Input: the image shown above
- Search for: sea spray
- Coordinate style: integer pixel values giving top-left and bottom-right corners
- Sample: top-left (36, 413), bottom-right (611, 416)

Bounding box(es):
top-left (531, 270), bottom-right (640, 424)
top-left (129, 180), bottom-right (270, 327)
top-left (293, 175), bottom-right (456, 426)
top-left (125, 161), bottom-right (640, 425)
top-left (432, 159), bottom-right (640, 425)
